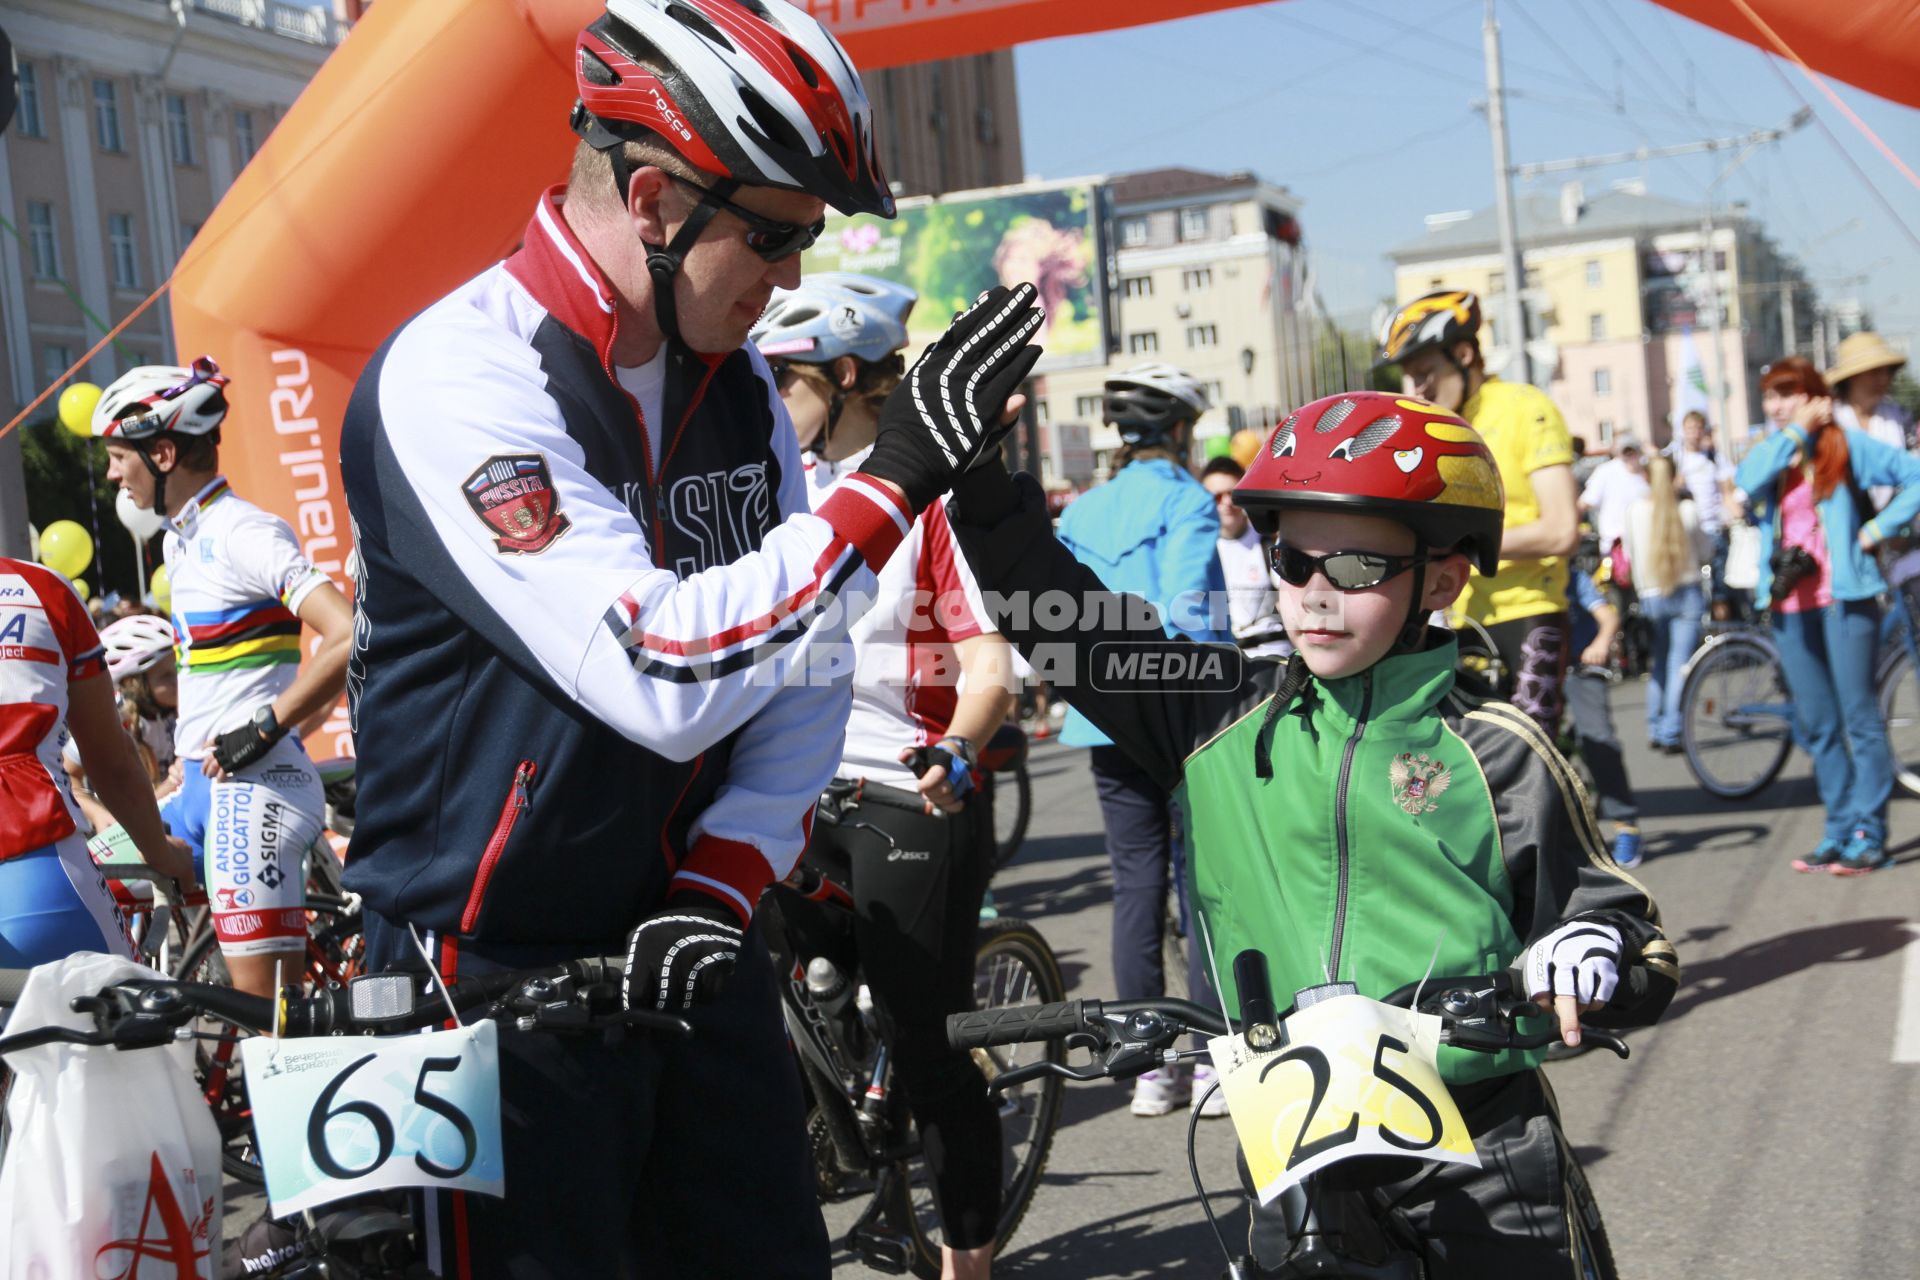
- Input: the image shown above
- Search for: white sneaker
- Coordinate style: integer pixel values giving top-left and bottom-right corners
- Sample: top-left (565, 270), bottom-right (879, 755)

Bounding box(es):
top-left (1190, 1064), bottom-right (1230, 1118)
top-left (1130, 1066), bottom-right (1191, 1116)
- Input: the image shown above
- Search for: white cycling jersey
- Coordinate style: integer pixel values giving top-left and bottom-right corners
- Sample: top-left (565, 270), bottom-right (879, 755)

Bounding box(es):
top-left (804, 444), bottom-right (1001, 789)
top-left (164, 477), bottom-right (329, 757)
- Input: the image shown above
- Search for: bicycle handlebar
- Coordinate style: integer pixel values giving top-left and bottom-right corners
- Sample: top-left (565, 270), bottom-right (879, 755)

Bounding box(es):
top-left (0, 956), bottom-right (689, 1058)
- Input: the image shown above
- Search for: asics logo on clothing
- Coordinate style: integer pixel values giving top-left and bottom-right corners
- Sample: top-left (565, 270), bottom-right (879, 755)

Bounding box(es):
top-left (886, 848), bottom-right (931, 862)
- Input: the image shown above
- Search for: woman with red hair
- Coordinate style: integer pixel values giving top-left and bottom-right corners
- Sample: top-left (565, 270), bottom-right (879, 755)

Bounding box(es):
top-left (1736, 356), bottom-right (1920, 874)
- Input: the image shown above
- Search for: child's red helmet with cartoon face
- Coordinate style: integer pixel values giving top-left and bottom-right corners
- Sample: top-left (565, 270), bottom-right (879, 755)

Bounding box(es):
top-left (1235, 391), bottom-right (1506, 574)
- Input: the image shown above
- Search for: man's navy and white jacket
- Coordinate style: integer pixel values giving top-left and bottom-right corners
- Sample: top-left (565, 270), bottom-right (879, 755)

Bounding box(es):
top-left (339, 188), bottom-right (910, 961)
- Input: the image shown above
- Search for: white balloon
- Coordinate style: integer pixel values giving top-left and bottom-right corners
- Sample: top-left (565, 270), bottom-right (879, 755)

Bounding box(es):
top-left (116, 487), bottom-right (167, 540)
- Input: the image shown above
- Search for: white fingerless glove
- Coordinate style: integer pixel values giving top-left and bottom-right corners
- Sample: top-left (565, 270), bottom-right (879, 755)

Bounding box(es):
top-left (1523, 920), bottom-right (1623, 1006)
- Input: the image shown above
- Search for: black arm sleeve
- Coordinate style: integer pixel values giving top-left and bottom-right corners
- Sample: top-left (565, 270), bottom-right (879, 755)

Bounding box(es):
top-left (947, 463), bottom-right (1275, 792)
top-left (1457, 701), bottom-right (1679, 1028)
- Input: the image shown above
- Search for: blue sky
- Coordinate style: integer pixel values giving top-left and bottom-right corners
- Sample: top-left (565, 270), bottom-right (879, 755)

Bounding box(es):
top-left (1012, 0), bottom-right (1920, 349)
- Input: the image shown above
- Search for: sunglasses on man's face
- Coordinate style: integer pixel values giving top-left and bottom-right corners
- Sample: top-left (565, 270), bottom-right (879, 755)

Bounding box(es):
top-left (668, 173), bottom-right (825, 262)
top-left (1270, 543), bottom-right (1437, 591)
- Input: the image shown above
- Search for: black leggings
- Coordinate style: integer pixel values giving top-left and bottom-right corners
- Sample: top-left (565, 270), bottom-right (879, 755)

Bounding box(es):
top-left (780, 780), bottom-right (1003, 1250)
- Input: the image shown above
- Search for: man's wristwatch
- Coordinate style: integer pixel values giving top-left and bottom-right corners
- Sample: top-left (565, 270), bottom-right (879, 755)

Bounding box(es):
top-left (253, 704), bottom-right (286, 746)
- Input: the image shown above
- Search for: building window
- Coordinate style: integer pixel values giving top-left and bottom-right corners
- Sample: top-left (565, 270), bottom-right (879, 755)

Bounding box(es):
top-left (1179, 207), bottom-right (1209, 241)
top-left (1429, 277), bottom-right (1445, 290)
top-left (93, 79), bottom-right (123, 152)
top-left (1182, 267), bottom-right (1213, 292)
top-left (180, 221), bottom-right (202, 248)
top-left (1202, 380), bottom-right (1225, 405)
top-left (1593, 368), bottom-right (1612, 396)
top-left (109, 213), bottom-right (140, 290)
top-left (1524, 266), bottom-right (1541, 289)
top-left (1588, 313), bottom-right (1606, 341)
top-left (1585, 259), bottom-right (1602, 288)
top-left (1488, 269), bottom-right (1505, 296)
top-left (235, 110), bottom-right (258, 162)
top-left (1597, 419), bottom-right (1614, 445)
top-left (26, 202), bottom-right (61, 280)
top-left (1074, 394), bottom-right (1103, 420)
top-left (1712, 249), bottom-right (1727, 271)
top-left (1127, 331), bottom-right (1160, 355)
top-left (1120, 217), bottom-right (1149, 248)
top-left (43, 345), bottom-right (74, 384)
top-left (166, 95), bottom-right (195, 166)
top-left (15, 63), bottom-right (44, 138)
top-left (1121, 275), bottom-right (1154, 299)
top-left (1186, 324), bottom-right (1219, 349)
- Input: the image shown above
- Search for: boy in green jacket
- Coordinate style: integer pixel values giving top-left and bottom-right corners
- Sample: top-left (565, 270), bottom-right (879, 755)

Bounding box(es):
top-left (943, 390), bottom-right (1677, 1275)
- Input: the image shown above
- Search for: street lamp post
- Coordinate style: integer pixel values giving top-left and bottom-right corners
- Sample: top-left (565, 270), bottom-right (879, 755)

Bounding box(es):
top-left (1240, 345), bottom-right (1256, 429)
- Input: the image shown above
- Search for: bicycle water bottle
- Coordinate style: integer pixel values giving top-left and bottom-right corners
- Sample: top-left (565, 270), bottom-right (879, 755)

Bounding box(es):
top-left (806, 957), bottom-right (854, 1021)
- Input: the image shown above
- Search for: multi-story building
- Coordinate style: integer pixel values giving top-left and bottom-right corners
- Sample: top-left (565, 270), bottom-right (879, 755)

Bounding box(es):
top-left (1, 0), bottom-right (342, 411)
top-left (2, 1), bottom-right (1022, 414)
top-left (1038, 166), bottom-right (1312, 482)
top-left (867, 52), bottom-right (1023, 199)
top-left (1388, 181), bottom-right (1812, 452)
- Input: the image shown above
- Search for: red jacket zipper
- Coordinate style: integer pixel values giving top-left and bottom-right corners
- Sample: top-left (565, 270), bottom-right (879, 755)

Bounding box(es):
top-left (460, 759), bottom-right (535, 933)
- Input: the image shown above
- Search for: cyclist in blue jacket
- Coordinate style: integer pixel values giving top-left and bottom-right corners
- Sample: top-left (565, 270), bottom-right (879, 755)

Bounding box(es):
top-left (1055, 363), bottom-right (1229, 1117)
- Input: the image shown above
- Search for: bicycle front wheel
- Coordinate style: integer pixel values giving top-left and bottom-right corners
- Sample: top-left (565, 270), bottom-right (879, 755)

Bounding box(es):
top-left (1877, 647), bottom-right (1920, 799)
top-left (890, 917), bottom-right (1066, 1277)
top-left (1681, 635), bottom-right (1794, 799)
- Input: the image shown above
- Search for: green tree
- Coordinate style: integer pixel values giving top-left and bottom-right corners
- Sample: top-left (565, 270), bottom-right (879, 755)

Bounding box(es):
top-left (1889, 370), bottom-right (1919, 422)
top-left (18, 415), bottom-right (147, 601)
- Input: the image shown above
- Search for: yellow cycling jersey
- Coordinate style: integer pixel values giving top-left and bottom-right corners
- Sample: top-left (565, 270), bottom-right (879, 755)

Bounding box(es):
top-left (1457, 376), bottom-right (1573, 626)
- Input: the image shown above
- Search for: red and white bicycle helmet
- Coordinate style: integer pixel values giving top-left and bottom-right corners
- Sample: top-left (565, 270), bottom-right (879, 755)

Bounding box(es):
top-left (573, 0), bottom-right (893, 219)
top-left (90, 357), bottom-right (230, 442)
top-left (99, 614), bottom-right (177, 680)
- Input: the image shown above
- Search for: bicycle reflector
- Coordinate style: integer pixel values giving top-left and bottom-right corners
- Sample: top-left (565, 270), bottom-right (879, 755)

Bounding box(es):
top-left (348, 973), bottom-right (418, 1027)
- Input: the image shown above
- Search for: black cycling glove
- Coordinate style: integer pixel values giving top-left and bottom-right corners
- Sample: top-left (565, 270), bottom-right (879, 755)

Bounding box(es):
top-left (622, 894), bottom-right (745, 1013)
top-left (210, 714), bottom-right (283, 774)
top-left (860, 282), bottom-right (1045, 513)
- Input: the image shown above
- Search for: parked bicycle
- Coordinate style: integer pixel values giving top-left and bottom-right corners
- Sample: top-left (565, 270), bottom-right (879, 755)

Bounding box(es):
top-left (765, 778), bottom-right (1066, 1277)
top-left (948, 950), bottom-right (1637, 1279)
top-left (1679, 570), bottom-right (1920, 799)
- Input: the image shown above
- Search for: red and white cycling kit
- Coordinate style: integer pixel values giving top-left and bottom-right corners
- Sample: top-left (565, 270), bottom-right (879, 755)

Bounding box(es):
top-left (158, 477), bottom-right (330, 954)
top-left (0, 558), bottom-right (128, 962)
top-left (803, 445), bottom-right (995, 788)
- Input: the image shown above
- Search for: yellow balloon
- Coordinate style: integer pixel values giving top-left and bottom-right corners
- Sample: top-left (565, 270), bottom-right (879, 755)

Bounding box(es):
top-left (38, 520), bottom-right (94, 579)
top-left (58, 382), bottom-right (102, 438)
top-left (71, 578), bottom-right (90, 602)
top-left (150, 563), bottom-right (171, 614)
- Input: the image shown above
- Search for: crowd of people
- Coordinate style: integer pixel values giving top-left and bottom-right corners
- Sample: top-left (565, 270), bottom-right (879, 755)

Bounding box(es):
top-left (0, 1), bottom-right (1912, 1277)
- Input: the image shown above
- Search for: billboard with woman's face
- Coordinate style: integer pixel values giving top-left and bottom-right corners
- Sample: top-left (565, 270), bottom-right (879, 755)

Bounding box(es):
top-left (800, 179), bottom-right (1118, 372)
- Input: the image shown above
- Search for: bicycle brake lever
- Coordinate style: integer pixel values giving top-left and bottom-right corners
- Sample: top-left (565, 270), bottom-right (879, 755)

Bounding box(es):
top-left (985, 1059), bottom-right (1108, 1094)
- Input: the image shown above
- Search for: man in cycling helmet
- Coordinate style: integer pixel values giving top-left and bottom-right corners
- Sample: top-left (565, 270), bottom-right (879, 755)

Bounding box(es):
top-left (1056, 361), bottom-right (1229, 1119)
top-left (91, 358), bottom-right (353, 1001)
top-left (755, 274), bottom-right (1019, 1278)
top-left (935, 391), bottom-right (1676, 1276)
top-left (338, 3), bottom-right (1041, 1271)
top-left (1379, 291), bottom-right (1580, 731)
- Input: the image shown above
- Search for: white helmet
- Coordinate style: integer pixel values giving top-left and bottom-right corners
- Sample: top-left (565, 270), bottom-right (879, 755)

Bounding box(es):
top-left (1104, 362), bottom-right (1211, 445)
top-left (752, 273), bottom-right (916, 365)
top-left (99, 614), bottom-right (176, 680)
top-left (90, 357), bottom-right (231, 442)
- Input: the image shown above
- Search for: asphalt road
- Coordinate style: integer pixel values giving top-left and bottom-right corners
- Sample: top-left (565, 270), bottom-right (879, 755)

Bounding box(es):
top-left (223, 682), bottom-right (1920, 1278)
top-left (839, 683), bottom-right (1920, 1280)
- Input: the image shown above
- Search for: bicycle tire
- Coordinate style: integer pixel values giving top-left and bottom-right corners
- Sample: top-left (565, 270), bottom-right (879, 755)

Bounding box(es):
top-left (990, 762), bottom-right (1032, 871)
top-left (1680, 634), bottom-right (1793, 799)
top-left (889, 917), bottom-right (1066, 1278)
top-left (1876, 646), bottom-right (1920, 799)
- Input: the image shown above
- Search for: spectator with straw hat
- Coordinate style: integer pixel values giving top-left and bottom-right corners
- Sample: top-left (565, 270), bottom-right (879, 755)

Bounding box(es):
top-left (1828, 332), bottom-right (1914, 511)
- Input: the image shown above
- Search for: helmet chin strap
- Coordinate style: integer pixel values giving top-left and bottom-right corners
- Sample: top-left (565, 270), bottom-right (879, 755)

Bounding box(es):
top-left (136, 445), bottom-right (169, 519)
top-left (1395, 553), bottom-right (1433, 653)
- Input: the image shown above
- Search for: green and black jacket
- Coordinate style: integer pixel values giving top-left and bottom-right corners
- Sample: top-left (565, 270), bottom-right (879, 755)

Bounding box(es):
top-left (950, 469), bottom-right (1678, 1083)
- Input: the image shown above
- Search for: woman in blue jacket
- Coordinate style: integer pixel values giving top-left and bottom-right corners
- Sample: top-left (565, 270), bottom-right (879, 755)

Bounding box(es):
top-left (1737, 356), bottom-right (1920, 875)
top-left (1056, 363), bottom-right (1229, 1118)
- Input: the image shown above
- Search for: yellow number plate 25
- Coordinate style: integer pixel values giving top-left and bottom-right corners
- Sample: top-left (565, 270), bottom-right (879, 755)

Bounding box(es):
top-left (1208, 993), bottom-right (1480, 1205)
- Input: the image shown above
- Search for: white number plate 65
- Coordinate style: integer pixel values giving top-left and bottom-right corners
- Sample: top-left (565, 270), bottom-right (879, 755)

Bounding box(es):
top-left (1208, 994), bottom-right (1480, 1204)
top-left (241, 1020), bottom-right (504, 1217)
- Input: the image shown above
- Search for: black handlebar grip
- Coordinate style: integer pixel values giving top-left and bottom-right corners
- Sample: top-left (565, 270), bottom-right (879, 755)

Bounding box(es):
top-left (0, 969), bottom-right (30, 1007)
top-left (947, 1000), bottom-right (1085, 1050)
